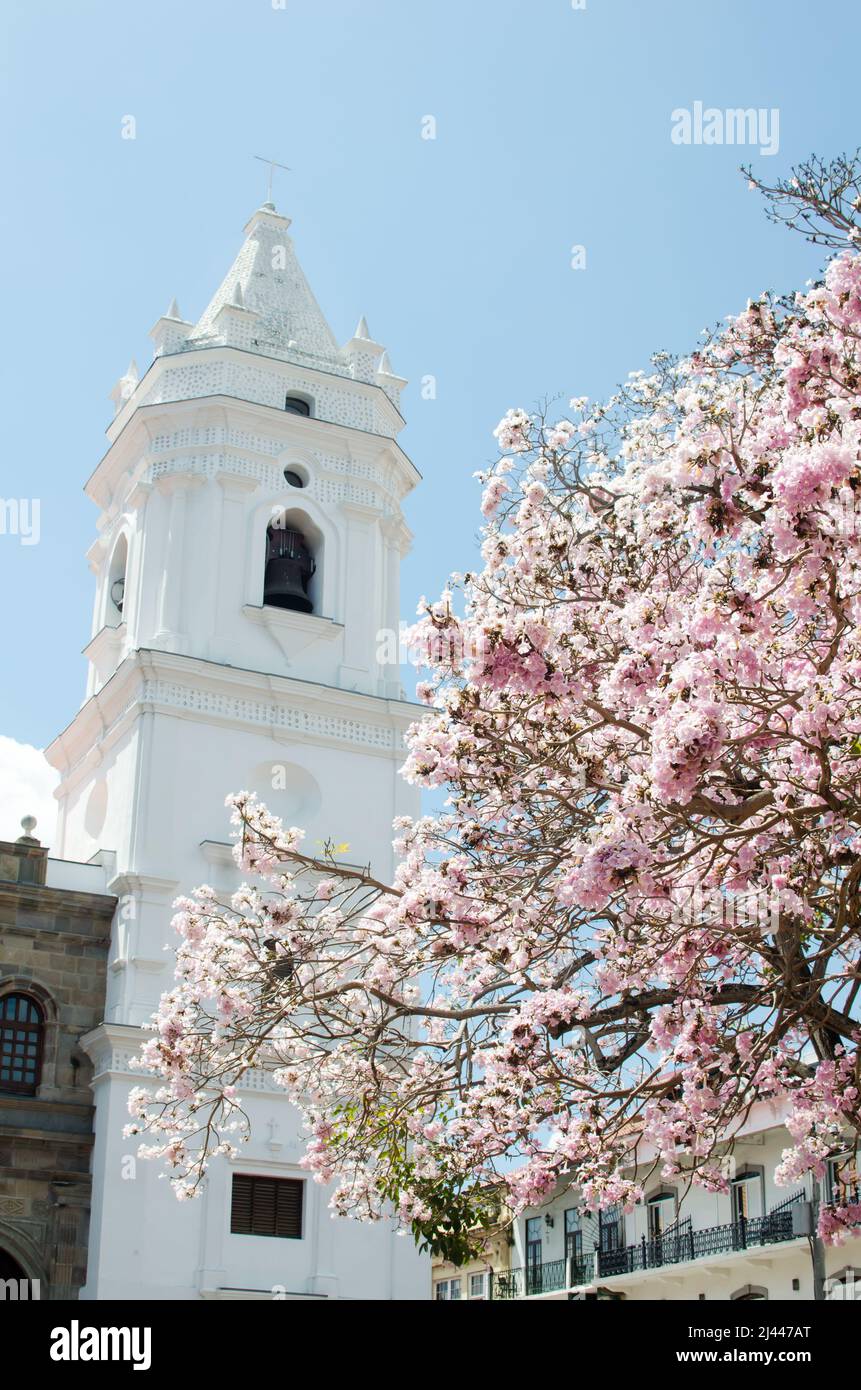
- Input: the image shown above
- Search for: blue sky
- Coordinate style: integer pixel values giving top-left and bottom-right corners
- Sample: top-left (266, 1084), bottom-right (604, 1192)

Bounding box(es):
top-left (0, 0), bottom-right (857, 775)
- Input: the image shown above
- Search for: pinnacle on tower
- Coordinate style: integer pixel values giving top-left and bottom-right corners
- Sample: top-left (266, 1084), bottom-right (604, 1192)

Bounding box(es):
top-left (343, 316), bottom-right (385, 384)
top-left (376, 349), bottom-right (408, 404)
top-left (149, 300), bottom-right (193, 359)
top-left (109, 359), bottom-right (139, 414)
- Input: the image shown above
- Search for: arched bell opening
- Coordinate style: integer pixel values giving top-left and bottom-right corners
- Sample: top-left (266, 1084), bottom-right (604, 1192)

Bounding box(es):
top-left (263, 512), bottom-right (318, 615)
top-left (107, 533), bottom-right (129, 627)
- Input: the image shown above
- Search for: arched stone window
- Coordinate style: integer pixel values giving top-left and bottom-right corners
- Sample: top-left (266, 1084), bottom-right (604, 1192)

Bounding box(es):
top-left (264, 517), bottom-right (317, 614)
top-left (731, 1284), bottom-right (769, 1301)
top-left (0, 993), bottom-right (44, 1094)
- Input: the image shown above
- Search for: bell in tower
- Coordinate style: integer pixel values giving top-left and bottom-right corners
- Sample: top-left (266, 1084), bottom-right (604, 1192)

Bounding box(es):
top-left (263, 520), bottom-right (316, 614)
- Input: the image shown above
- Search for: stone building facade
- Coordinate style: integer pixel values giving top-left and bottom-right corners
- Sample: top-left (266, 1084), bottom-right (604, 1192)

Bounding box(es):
top-left (0, 823), bottom-right (115, 1299)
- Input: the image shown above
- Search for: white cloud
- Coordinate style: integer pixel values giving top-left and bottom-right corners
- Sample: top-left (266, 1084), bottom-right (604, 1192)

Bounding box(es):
top-left (0, 735), bottom-right (58, 848)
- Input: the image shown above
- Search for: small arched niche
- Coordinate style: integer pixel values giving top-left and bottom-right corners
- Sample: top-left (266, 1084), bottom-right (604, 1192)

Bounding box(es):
top-left (107, 533), bottom-right (129, 627)
top-left (263, 507), bottom-right (322, 616)
top-left (84, 778), bottom-right (108, 840)
top-left (248, 759), bottom-right (322, 824)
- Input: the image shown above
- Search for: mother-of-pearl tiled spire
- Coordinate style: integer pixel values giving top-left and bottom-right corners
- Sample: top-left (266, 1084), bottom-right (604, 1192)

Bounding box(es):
top-left (132, 203), bottom-right (407, 416)
top-left (189, 202), bottom-right (342, 369)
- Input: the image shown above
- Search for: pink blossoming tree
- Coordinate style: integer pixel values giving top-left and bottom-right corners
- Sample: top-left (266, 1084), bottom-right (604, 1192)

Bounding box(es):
top-left (130, 155), bottom-right (861, 1259)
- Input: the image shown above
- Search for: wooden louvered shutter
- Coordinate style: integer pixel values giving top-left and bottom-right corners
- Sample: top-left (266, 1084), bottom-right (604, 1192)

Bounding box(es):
top-left (231, 1175), bottom-right (254, 1234)
top-left (231, 1175), bottom-right (303, 1239)
top-left (274, 1179), bottom-right (302, 1238)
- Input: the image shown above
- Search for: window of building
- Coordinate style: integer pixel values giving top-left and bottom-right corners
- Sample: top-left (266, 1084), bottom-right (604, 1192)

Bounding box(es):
top-left (647, 1190), bottom-right (677, 1239)
top-left (435, 1278), bottom-right (462, 1300)
top-left (468, 1272), bottom-right (487, 1299)
top-left (0, 994), bottom-right (43, 1094)
top-left (731, 1284), bottom-right (768, 1301)
top-left (230, 1175), bottom-right (303, 1239)
top-left (599, 1204), bottom-right (623, 1253)
top-left (284, 396), bottom-right (311, 417)
top-left (828, 1153), bottom-right (860, 1206)
top-left (525, 1216), bottom-right (542, 1269)
top-left (732, 1171), bottom-right (763, 1223)
top-left (283, 469), bottom-right (307, 489)
top-left (564, 1207), bottom-right (582, 1261)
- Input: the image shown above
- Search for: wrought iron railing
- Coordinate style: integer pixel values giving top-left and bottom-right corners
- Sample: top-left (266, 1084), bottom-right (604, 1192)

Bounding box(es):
top-left (493, 1191), bottom-right (808, 1296)
top-left (597, 1189), bottom-right (806, 1279)
top-left (490, 1252), bottom-right (596, 1300)
top-left (598, 1217), bottom-right (696, 1277)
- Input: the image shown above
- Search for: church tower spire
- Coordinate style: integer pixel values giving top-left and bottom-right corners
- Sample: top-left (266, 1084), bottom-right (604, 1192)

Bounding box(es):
top-left (190, 204), bottom-right (341, 369)
top-left (76, 204), bottom-right (417, 698)
top-left (44, 204), bottom-right (425, 1300)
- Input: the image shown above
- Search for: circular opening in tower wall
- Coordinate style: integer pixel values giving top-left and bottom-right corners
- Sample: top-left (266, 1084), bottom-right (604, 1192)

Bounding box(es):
top-left (283, 468), bottom-right (307, 489)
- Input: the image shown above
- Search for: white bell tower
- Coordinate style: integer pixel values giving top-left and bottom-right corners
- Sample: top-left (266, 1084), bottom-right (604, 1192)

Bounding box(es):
top-left (45, 203), bottom-right (426, 1301)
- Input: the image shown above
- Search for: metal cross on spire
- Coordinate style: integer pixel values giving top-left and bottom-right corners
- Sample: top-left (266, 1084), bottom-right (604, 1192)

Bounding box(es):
top-left (253, 155), bottom-right (292, 207)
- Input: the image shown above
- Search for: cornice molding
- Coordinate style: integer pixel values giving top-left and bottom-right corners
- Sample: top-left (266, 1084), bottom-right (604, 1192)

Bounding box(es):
top-left (45, 648), bottom-right (423, 792)
top-left (199, 840), bottom-right (236, 868)
top-left (82, 623), bottom-right (126, 671)
top-left (107, 872), bottom-right (180, 898)
top-left (79, 1022), bottom-right (294, 1097)
top-left (0, 880), bottom-right (116, 918)
top-left (215, 470), bottom-right (260, 497)
top-left (155, 473), bottom-right (206, 498)
top-left (93, 376), bottom-right (417, 503)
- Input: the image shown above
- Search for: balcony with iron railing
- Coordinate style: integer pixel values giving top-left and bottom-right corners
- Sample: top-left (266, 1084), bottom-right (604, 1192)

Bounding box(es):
top-left (490, 1190), bottom-right (807, 1299)
top-left (490, 1253), bottom-right (597, 1300)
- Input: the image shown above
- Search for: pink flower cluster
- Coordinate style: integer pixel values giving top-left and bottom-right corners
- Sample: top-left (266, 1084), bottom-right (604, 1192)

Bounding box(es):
top-left (129, 240), bottom-right (861, 1245)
